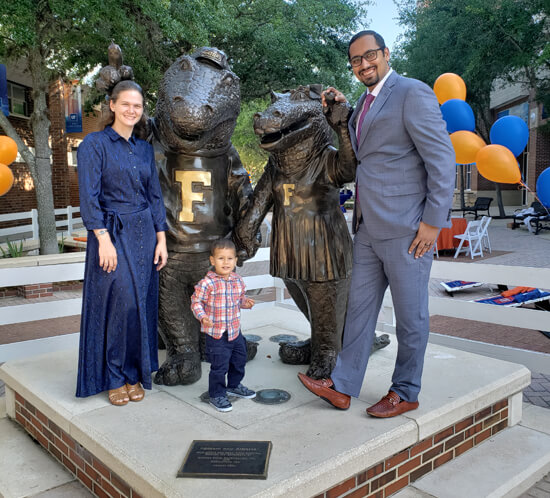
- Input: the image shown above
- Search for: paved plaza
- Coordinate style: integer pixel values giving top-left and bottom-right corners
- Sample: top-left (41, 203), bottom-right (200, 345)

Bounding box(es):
top-left (0, 214), bottom-right (549, 496)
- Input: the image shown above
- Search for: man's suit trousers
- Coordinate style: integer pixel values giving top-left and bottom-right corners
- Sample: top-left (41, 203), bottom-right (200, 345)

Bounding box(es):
top-left (331, 222), bottom-right (433, 402)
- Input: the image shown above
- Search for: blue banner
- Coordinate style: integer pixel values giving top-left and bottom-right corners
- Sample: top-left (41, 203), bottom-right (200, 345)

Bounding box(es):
top-left (0, 64), bottom-right (9, 117)
top-left (65, 82), bottom-right (82, 133)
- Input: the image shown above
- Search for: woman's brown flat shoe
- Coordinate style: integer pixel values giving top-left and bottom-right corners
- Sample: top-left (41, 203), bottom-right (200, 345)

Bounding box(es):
top-left (126, 383), bottom-right (145, 402)
top-left (108, 385), bottom-right (129, 406)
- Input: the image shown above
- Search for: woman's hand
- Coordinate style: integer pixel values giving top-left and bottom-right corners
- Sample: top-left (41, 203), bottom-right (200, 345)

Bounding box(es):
top-left (201, 316), bottom-right (214, 328)
top-left (154, 231), bottom-right (168, 271)
top-left (95, 230), bottom-right (117, 273)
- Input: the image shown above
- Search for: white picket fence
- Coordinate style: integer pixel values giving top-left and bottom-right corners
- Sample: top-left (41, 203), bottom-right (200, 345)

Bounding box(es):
top-left (0, 249), bottom-right (549, 373)
top-left (0, 206), bottom-right (83, 251)
top-left (0, 248), bottom-right (290, 327)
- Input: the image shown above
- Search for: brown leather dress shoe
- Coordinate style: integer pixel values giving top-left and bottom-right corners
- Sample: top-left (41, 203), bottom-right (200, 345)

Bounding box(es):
top-left (366, 391), bottom-right (419, 418)
top-left (297, 372), bottom-right (351, 410)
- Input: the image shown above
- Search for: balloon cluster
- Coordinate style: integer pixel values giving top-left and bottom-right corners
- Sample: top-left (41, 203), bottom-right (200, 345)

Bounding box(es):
top-left (434, 73), bottom-right (527, 185)
top-left (0, 136), bottom-right (17, 196)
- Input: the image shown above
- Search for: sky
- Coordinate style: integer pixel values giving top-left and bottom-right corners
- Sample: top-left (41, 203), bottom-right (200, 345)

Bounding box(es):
top-left (359, 0), bottom-right (405, 52)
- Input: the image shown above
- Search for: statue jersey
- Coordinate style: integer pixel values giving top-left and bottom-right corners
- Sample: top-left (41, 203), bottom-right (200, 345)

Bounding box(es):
top-left (155, 145), bottom-right (250, 253)
top-left (266, 147), bottom-right (353, 282)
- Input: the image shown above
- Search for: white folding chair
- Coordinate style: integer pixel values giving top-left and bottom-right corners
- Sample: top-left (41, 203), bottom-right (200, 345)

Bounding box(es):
top-left (453, 219), bottom-right (484, 259)
top-left (479, 216), bottom-right (492, 253)
top-left (433, 241), bottom-right (439, 259)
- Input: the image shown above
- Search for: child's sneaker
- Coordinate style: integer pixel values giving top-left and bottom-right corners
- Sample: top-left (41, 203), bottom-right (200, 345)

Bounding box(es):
top-left (209, 396), bottom-right (233, 412)
top-left (226, 384), bottom-right (256, 399)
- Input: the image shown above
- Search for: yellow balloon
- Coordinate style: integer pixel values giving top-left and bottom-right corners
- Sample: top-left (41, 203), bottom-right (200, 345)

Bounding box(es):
top-left (450, 131), bottom-right (486, 164)
top-left (0, 136), bottom-right (18, 165)
top-left (433, 73), bottom-right (467, 105)
top-left (0, 163), bottom-right (14, 196)
top-left (475, 144), bottom-right (521, 184)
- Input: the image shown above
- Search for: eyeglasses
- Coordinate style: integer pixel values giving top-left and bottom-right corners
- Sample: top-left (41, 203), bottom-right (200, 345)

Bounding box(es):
top-left (349, 47), bottom-right (385, 67)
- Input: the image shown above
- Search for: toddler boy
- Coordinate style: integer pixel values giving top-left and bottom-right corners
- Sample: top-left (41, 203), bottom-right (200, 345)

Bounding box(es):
top-left (191, 239), bottom-right (255, 412)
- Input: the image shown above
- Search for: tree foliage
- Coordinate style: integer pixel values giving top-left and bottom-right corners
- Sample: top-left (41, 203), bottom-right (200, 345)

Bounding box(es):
top-left (209, 0), bottom-right (365, 99)
top-left (0, 0), bottom-right (205, 253)
top-left (1, 0), bottom-right (368, 251)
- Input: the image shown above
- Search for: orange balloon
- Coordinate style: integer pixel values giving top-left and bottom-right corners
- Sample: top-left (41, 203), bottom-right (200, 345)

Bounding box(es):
top-left (433, 73), bottom-right (467, 105)
top-left (0, 136), bottom-right (18, 165)
top-left (0, 163), bottom-right (14, 196)
top-left (475, 144), bottom-right (521, 184)
top-left (450, 131), bottom-right (486, 164)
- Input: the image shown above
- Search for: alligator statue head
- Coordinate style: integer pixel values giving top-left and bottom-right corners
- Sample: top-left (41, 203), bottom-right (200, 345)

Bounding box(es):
top-left (154, 47), bottom-right (241, 155)
top-left (253, 84), bottom-right (333, 163)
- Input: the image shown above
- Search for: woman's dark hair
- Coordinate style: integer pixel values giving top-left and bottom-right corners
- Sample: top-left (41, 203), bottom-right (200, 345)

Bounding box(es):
top-left (210, 239), bottom-right (236, 256)
top-left (348, 30), bottom-right (386, 59)
top-left (99, 80), bottom-right (148, 140)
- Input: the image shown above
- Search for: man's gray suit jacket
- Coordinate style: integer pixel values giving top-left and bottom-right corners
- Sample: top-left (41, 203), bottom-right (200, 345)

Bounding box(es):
top-left (349, 71), bottom-right (455, 239)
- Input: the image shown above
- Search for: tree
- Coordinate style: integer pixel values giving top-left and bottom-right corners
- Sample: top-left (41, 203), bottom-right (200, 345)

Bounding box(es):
top-left (0, 0), bottom-right (202, 254)
top-left (210, 0), bottom-right (366, 99)
top-left (215, 0), bottom-right (369, 174)
top-left (392, 0), bottom-right (549, 215)
top-left (1, 0), bottom-right (368, 252)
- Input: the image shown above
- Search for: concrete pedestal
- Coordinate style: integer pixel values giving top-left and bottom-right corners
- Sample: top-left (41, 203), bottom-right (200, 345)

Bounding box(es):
top-left (0, 308), bottom-right (531, 498)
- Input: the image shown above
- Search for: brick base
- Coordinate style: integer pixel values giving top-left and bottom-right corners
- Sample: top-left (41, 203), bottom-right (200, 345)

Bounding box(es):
top-left (52, 281), bottom-right (83, 292)
top-left (18, 283), bottom-right (53, 299)
top-left (315, 399), bottom-right (509, 498)
top-left (12, 388), bottom-right (509, 498)
top-left (13, 391), bottom-right (141, 498)
top-left (0, 287), bottom-right (18, 298)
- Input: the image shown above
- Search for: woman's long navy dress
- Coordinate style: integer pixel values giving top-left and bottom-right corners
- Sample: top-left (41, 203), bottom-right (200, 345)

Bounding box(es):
top-left (76, 126), bottom-right (168, 397)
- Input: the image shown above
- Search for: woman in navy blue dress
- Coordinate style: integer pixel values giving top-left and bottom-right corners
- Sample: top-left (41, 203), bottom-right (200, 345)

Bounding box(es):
top-left (76, 80), bottom-right (168, 406)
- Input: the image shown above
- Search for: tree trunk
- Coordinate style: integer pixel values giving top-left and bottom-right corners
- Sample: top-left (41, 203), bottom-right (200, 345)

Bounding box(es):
top-left (27, 49), bottom-right (58, 255)
top-left (0, 113), bottom-right (36, 174)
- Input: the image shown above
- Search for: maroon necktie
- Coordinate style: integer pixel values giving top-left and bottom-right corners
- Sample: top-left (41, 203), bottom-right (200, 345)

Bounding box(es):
top-left (356, 93), bottom-right (375, 140)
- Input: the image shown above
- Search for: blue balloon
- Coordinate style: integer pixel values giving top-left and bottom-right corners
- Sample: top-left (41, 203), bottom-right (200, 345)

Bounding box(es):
top-left (536, 167), bottom-right (550, 208)
top-left (490, 115), bottom-right (529, 157)
top-left (440, 99), bottom-right (475, 133)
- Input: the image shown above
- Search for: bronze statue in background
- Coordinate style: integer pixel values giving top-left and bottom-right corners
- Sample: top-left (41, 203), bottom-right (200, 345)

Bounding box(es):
top-left (235, 85), bottom-right (379, 379)
top-left (150, 47), bottom-right (258, 386)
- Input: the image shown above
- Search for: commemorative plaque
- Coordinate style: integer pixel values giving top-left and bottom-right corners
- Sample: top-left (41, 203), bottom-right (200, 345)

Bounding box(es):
top-left (178, 440), bottom-right (272, 479)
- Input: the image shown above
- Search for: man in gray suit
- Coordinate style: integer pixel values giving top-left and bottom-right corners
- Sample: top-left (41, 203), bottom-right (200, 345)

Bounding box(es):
top-left (298, 30), bottom-right (455, 417)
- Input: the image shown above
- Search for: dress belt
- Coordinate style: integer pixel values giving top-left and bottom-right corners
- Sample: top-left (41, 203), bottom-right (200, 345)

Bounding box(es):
top-left (104, 203), bottom-right (149, 238)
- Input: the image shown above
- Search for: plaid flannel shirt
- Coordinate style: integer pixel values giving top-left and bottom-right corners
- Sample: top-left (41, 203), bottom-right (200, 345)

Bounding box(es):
top-left (190, 271), bottom-right (247, 340)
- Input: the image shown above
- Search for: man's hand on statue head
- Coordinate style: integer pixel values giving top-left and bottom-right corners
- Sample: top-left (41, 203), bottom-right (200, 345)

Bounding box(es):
top-left (322, 87), bottom-right (352, 129)
top-left (321, 87), bottom-right (347, 107)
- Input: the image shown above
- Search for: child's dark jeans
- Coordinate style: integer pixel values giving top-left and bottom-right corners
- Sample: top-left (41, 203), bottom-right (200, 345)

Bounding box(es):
top-left (206, 331), bottom-right (247, 398)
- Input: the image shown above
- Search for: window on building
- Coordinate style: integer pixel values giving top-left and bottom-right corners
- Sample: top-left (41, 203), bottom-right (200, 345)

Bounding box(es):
top-left (8, 82), bottom-right (30, 117)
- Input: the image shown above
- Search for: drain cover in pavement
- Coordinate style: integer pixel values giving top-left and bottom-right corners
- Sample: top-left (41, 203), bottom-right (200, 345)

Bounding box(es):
top-left (244, 334), bottom-right (262, 342)
top-left (252, 389), bottom-right (291, 405)
top-left (269, 334), bottom-right (298, 343)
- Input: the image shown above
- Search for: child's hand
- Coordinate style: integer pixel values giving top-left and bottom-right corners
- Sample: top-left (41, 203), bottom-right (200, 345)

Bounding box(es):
top-left (201, 316), bottom-right (214, 327)
top-left (242, 298), bottom-right (255, 309)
